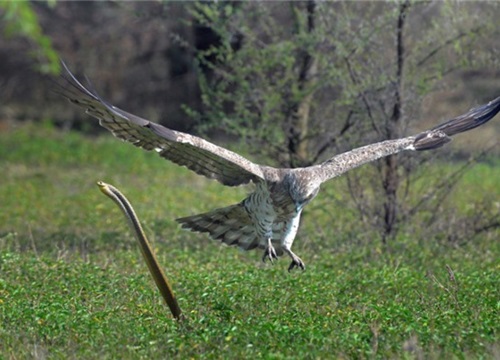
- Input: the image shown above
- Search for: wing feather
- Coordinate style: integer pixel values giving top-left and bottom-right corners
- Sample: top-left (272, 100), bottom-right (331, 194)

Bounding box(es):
top-left (58, 61), bottom-right (265, 186)
top-left (312, 96), bottom-right (500, 183)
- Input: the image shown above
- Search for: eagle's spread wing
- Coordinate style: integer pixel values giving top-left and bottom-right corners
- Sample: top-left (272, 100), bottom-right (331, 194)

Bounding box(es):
top-left (313, 96), bottom-right (500, 183)
top-left (58, 62), bottom-right (265, 187)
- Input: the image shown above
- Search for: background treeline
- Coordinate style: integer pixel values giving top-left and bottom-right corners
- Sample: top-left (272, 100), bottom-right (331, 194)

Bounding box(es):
top-left (1, 2), bottom-right (498, 137)
top-left (1, 2), bottom-right (199, 131)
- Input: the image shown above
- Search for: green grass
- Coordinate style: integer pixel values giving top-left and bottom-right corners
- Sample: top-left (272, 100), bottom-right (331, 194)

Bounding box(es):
top-left (1, 123), bottom-right (499, 359)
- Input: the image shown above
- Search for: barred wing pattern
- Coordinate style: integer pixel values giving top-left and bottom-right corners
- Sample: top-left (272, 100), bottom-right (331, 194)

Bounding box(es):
top-left (59, 62), bottom-right (265, 187)
top-left (176, 203), bottom-right (289, 256)
top-left (427, 97), bottom-right (500, 137)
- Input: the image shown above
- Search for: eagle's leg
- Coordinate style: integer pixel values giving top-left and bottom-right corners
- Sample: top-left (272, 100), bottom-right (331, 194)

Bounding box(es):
top-left (284, 249), bottom-right (305, 272)
top-left (281, 212), bottom-right (305, 272)
top-left (262, 237), bottom-right (278, 263)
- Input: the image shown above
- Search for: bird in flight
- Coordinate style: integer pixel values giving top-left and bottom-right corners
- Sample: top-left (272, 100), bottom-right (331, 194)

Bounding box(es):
top-left (59, 62), bottom-right (500, 271)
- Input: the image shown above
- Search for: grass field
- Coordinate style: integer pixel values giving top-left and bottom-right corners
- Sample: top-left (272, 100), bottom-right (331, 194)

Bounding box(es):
top-left (1, 123), bottom-right (498, 359)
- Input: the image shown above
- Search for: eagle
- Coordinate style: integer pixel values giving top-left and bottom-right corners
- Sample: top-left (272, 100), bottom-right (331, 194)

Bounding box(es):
top-left (59, 62), bottom-right (500, 271)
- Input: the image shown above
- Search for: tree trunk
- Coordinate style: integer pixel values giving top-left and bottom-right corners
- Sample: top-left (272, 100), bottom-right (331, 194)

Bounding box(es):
top-left (287, 0), bottom-right (318, 167)
top-left (381, 0), bottom-right (410, 243)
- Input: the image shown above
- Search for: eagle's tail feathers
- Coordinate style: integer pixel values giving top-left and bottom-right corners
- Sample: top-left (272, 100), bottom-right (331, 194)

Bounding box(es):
top-left (177, 203), bottom-right (275, 253)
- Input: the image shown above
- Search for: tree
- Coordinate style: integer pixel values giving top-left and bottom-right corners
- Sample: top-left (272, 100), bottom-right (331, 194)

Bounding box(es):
top-left (184, 1), bottom-right (499, 242)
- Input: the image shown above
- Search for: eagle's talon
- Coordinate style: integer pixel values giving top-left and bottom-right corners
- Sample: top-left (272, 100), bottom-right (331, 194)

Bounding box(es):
top-left (262, 245), bottom-right (278, 263)
top-left (288, 257), bottom-right (305, 272)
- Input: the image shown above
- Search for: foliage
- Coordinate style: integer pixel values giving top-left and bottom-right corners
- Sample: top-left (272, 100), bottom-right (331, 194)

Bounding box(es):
top-left (1, 124), bottom-right (499, 358)
top-left (0, 0), bottom-right (60, 74)
top-left (184, 1), bottom-right (499, 241)
top-left (186, 1), bottom-right (497, 164)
